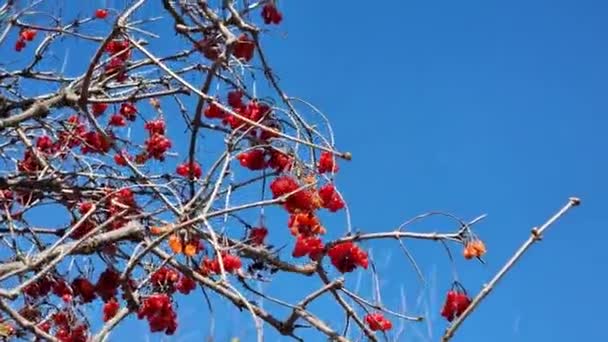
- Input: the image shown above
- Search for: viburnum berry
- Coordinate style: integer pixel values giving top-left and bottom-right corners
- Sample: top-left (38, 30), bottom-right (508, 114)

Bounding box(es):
top-left (268, 150), bottom-right (292, 172)
top-left (270, 176), bottom-right (298, 198)
top-left (440, 286), bottom-right (471, 322)
top-left (318, 183), bottom-right (345, 212)
top-left (249, 226), bottom-right (268, 245)
top-left (114, 151), bottom-right (130, 166)
top-left (137, 294), bottom-right (177, 335)
top-left (204, 102), bottom-right (226, 119)
top-left (365, 312), bottom-right (393, 331)
top-left (288, 212), bottom-right (326, 237)
top-left (145, 133), bottom-right (172, 161)
top-left (38, 321), bottom-right (51, 333)
top-left (144, 118), bottom-right (166, 135)
top-left (234, 34), bottom-right (255, 61)
top-left (95, 9), bottom-right (109, 19)
top-left (227, 90), bottom-right (244, 108)
top-left (195, 36), bottom-right (222, 61)
top-left (176, 275), bottom-right (196, 295)
top-left (109, 113), bottom-right (126, 126)
top-left (151, 267), bottom-right (179, 294)
top-left (292, 235), bottom-right (324, 260)
top-left (105, 40), bottom-right (130, 60)
top-left (262, 3), bottom-right (283, 25)
top-left (119, 102), bottom-right (137, 121)
top-left (81, 130), bottom-right (114, 154)
top-left (327, 241), bottom-right (369, 273)
top-left (95, 268), bottom-right (120, 301)
top-left (36, 135), bottom-right (54, 153)
top-left (237, 149), bottom-right (268, 170)
top-left (200, 253), bottom-right (242, 275)
top-left (15, 39), bottom-right (26, 52)
top-left (71, 277), bottom-right (97, 303)
top-left (318, 151), bottom-right (339, 173)
top-left (463, 239), bottom-right (486, 260)
top-left (91, 102), bottom-right (108, 116)
top-left (176, 161), bottom-right (202, 179)
top-left (103, 298), bottom-right (120, 322)
top-left (52, 279), bottom-right (73, 302)
top-left (20, 29), bottom-right (37, 42)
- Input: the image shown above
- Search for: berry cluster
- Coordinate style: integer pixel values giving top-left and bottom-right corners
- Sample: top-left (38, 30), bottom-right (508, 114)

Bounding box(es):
top-left (463, 239), bottom-right (486, 260)
top-left (168, 233), bottom-right (204, 256)
top-left (365, 312), bottom-right (393, 331)
top-left (176, 161), bottom-right (203, 179)
top-left (137, 294), bottom-right (177, 335)
top-left (15, 28), bottom-right (37, 52)
top-left (327, 242), bottom-right (369, 273)
top-left (104, 39), bottom-right (131, 81)
top-left (440, 284), bottom-right (472, 322)
top-left (249, 226), bottom-right (269, 245)
top-left (200, 253), bottom-right (242, 275)
top-left (143, 118), bottom-right (172, 161)
top-left (262, 3), bottom-right (283, 25)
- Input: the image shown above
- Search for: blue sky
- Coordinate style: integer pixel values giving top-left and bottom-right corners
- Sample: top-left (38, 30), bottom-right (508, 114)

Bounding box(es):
top-left (4, 0), bottom-right (608, 341)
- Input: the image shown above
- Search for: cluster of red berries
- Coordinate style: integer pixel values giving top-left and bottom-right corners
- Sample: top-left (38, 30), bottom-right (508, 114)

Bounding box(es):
top-left (108, 102), bottom-right (137, 127)
top-left (200, 253), bottom-right (242, 275)
top-left (262, 3), bottom-right (283, 25)
top-left (440, 284), bottom-right (471, 322)
top-left (365, 312), bottom-right (393, 331)
top-left (318, 151), bottom-right (339, 173)
top-left (318, 183), bottom-right (345, 212)
top-left (15, 28), bottom-right (37, 52)
top-left (234, 34), bottom-right (255, 61)
top-left (249, 226), bottom-right (269, 245)
top-left (137, 294), bottom-right (178, 335)
top-left (206, 91), bottom-right (277, 133)
top-left (292, 235), bottom-right (324, 260)
top-left (144, 118), bottom-right (172, 161)
top-left (57, 115), bottom-right (86, 151)
top-left (327, 241), bottom-right (369, 273)
top-left (104, 39), bottom-right (131, 82)
top-left (102, 298), bottom-right (120, 322)
top-left (81, 130), bottom-right (115, 154)
top-left (71, 277), bottom-right (97, 303)
top-left (51, 311), bottom-right (89, 342)
top-left (176, 161), bottom-right (203, 179)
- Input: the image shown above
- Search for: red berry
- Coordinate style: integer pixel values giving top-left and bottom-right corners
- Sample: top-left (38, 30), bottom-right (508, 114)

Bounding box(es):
top-left (15, 39), bottom-right (25, 52)
top-left (327, 242), bottom-right (368, 273)
top-left (233, 34), bottom-right (255, 62)
top-left (109, 113), bottom-right (126, 126)
top-left (20, 29), bottom-right (37, 42)
top-left (204, 102), bottom-right (226, 119)
top-left (249, 226), bottom-right (268, 245)
top-left (318, 183), bottom-right (345, 212)
top-left (91, 102), bottom-right (108, 116)
top-left (318, 151), bottom-right (339, 173)
top-left (119, 102), bottom-right (137, 121)
top-left (176, 161), bottom-right (202, 179)
top-left (103, 298), bottom-right (120, 321)
top-left (365, 312), bottom-right (392, 331)
top-left (114, 152), bottom-right (130, 166)
top-left (227, 90), bottom-right (244, 108)
top-left (262, 3), bottom-right (283, 25)
top-left (95, 9), bottom-right (109, 19)
top-left (237, 149), bottom-right (268, 170)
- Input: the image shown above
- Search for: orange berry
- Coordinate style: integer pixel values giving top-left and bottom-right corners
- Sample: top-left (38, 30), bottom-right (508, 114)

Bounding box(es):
top-left (168, 234), bottom-right (183, 254)
top-left (463, 246), bottom-right (475, 259)
top-left (183, 243), bottom-right (197, 257)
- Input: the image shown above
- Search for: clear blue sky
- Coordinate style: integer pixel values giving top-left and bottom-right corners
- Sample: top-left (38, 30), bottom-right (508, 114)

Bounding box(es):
top-left (7, 0), bottom-right (607, 341)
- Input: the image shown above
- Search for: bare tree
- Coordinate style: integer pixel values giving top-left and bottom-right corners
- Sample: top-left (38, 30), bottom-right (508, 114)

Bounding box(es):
top-left (0, 1), bottom-right (580, 341)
